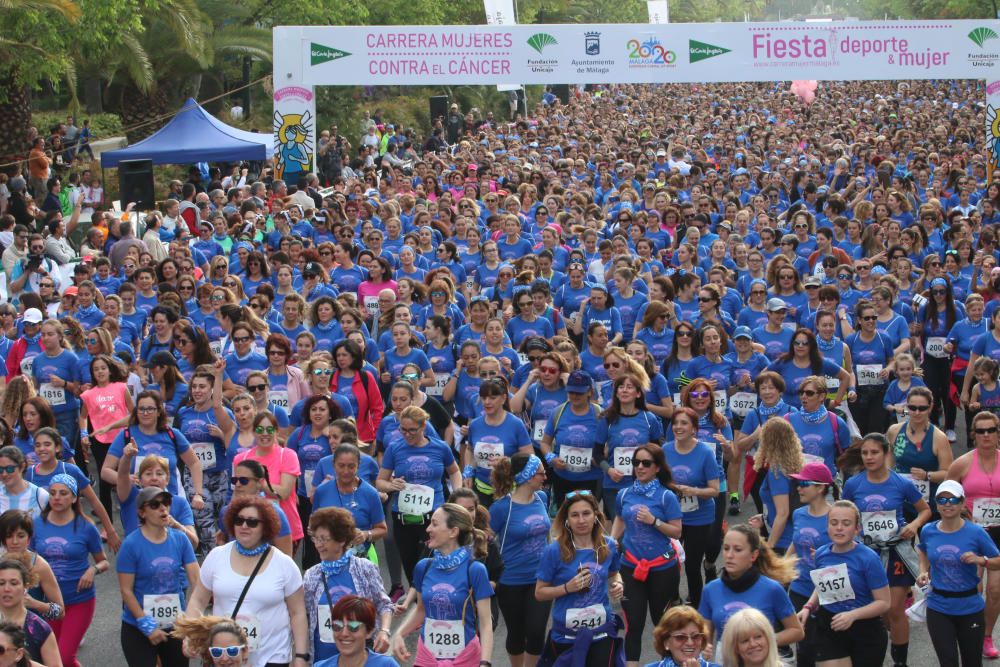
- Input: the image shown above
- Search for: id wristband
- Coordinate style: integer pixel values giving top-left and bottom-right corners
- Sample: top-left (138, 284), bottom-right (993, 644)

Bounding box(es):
top-left (544, 452), bottom-right (556, 465)
top-left (137, 616), bottom-right (159, 637)
top-left (462, 465), bottom-right (475, 480)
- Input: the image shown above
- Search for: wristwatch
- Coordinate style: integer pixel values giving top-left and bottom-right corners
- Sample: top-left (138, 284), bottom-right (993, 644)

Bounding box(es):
top-left (653, 518), bottom-right (662, 528)
top-left (294, 653), bottom-right (311, 662)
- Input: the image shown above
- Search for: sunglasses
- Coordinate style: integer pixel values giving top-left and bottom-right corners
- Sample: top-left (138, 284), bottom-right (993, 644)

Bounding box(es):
top-left (332, 619), bottom-right (366, 633)
top-left (209, 646), bottom-right (245, 659)
top-left (234, 476), bottom-right (258, 486)
top-left (932, 289), bottom-right (947, 296)
top-left (798, 389), bottom-right (820, 397)
top-left (837, 274), bottom-right (852, 280)
top-left (232, 336), bottom-right (252, 344)
top-left (254, 425), bottom-right (276, 435)
top-left (689, 390), bottom-right (711, 399)
top-left (906, 404), bottom-right (930, 412)
top-left (670, 632), bottom-right (704, 643)
top-left (143, 499), bottom-right (171, 510)
top-left (935, 496), bottom-right (964, 505)
top-left (976, 427), bottom-right (999, 435)
top-left (676, 331), bottom-right (693, 338)
top-left (793, 340), bottom-right (809, 347)
top-left (633, 458), bottom-right (655, 468)
top-left (539, 366), bottom-right (560, 375)
top-left (248, 384), bottom-right (267, 392)
top-left (399, 426), bottom-right (421, 435)
top-left (860, 315), bottom-right (878, 322)
top-left (401, 373), bottom-right (420, 381)
top-left (0, 465), bottom-right (17, 475)
top-left (312, 368), bottom-right (333, 376)
top-left (603, 361), bottom-right (622, 370)
top-left (565, 490), bottom-right (592, 499)
top-left (233, 516), bottom-right (262, 528)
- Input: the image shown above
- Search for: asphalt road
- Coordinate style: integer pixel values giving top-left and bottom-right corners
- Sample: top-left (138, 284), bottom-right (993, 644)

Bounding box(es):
top-left (78, 436), bottom-right (970, 667)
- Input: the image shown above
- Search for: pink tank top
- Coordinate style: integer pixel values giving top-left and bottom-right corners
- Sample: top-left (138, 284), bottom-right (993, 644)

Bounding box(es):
top-left (962, 450), bottom-right (1000, 511)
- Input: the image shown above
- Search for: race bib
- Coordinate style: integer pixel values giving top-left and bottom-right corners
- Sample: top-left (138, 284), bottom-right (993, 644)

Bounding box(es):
top-left (424, 619), bottom-right (465, 659)
top-left (532, 419), bottom-right (548, 442)
top-left (672, 393), bottom-right (681, 406)
top-left (39, 383), bottom-right (66, 406)
top-left (19, 356), bottom-right (33, 376)
top-left (474, 441), bottom-right (505, 469)
top-left (234, 613), bottom-right (261, 652)
top-left (363, 295), bottom-right (381, 318)
top-left (398, 483), bottom-right (434, 516)
top-left (713, 390), bottom-right (728, 413)
top-left (427, 373), bottom-right (450, 397)
top-left (190, 442), bottom-right (216, 470)
top-left (560, 445), bottom-right (592, 473)
top-left (305, 467), bottom-right (324, 498)
top-left (902, 473), bottom-right (930, 502)
top-left (565, 603), bottom-right (607, 632)
top-left (926, 337), bottom-right (947, 359)
top-left (518, 353), bottom-right (530, 366)
top-left (679, 494), bottom-right (699, 513)
top-left (802, 453), bottom-right (825, 466)
top-left (826, 376), bottom-right (841, 391)
top-left (856, 364), bottom-right (883, 387)
top-left (729, 392), bottom-right (758, 417)
top-left (811, 563), bottom-right (856, 606)
top-left (973, 498), bottom-right (1000, 527)
top-left (267, 390), bottom-right (289, 410)
top-left (209, 340), bottom-right (224, 357)
top-left (318, 605), bottom-right (337, 644)
top-left (143, 593), bottom-right (180, 629)
top-left (613, 447), bottom-right (637, 476)
top-left (861, 510), bottom-right (898, 542)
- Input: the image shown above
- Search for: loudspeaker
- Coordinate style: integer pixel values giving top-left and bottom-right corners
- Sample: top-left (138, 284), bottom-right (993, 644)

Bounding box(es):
top-left (429, 95), bottom-right (450, 124)
top-left (118, 159), bottom-right (155, 210)
top-left (552, 84), bottom-right (570, 105)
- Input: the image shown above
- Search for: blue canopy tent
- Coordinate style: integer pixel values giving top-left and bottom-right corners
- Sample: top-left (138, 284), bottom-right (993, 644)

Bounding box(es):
top-left (101, 97), bottom-right (273, 167)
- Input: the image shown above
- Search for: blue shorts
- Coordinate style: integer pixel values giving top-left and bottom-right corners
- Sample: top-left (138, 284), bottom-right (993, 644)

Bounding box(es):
top-left (887, 551), bottom-right (915, 587)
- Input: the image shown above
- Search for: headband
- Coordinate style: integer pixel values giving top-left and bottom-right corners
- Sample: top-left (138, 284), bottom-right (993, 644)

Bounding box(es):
top-left (514, 455), bottom-right (542, 485)
top-left (50, 473), bottom-right (78, 496)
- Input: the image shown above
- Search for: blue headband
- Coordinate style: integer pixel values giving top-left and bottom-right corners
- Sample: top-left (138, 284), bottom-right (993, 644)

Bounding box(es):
top-left (514, 455), bottom-right (542, 485)
top-left (50, 473), bottom-right (77, 496)
top-left (930, 277), bottom-right (948, 289)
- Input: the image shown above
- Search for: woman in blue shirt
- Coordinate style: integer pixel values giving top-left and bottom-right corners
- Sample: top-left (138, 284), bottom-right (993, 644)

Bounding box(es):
top-left (539, 370), bottom-right (604, 507)
top-left (752, 419), bottom-right (805, 554)
top-left (390, 504), bottom-right (495, 666)
top-left (506, 295), bottom-right (555, 349)
top-left (610, 443), bottom-right (682, 666)
top-left (464, 378), bottom-right (532, 507)
top-left (767, 329), bottom-right (851, 409)
top-left (796, 500), bottom-right (891, 667)
top-left (510, 351), bottom-right (570, 451)
top-left (918, 480), bottom-right (1000, 667)
top-left (382, 322), bottom-right (434, 387)
top-left (534, 491), bottom-right (624, 666)
top-left (698, 525), bottom-right (801, 647)
top-left (32, 320), bottom-right (82, 453)
top-left (919, 277), bottom-right (965, 441)
top-left (634, 301), bottom-right (675, 370)
top-left (575, 285), bottom-right (623, 346)
top-left (488, 454), bottom-right (552, 666)
top-left (117, 486), bottom-right (199, 667)
top-left (314, 595), bottom-right (400, 667)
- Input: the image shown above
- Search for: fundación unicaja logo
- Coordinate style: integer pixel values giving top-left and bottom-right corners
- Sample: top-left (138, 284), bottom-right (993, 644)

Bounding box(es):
top-left (311, 43), bottom-right (351, 66)
top-left (689, 39), bottom-right (731, 63)
top-left (527, 33), bottom-right (558, 54)
top-left (969, 27), bottom-right (999, 48)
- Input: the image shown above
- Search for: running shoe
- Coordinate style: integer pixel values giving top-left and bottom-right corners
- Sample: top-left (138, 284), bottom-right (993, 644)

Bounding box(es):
top-left (984, 637), bottom-right (998, 659)
top-left (729, 494), bottom-right (740, 516)
top-left (389, 584), bottom-right (405, 604)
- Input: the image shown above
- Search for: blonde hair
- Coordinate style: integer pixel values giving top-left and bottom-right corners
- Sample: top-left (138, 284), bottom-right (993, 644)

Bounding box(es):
top-left (602, 347), bottom-right (650, 391)
top-left (754, 419), bottom-right (804, 476)
top-left (719, 608), bottom-right (781, 667)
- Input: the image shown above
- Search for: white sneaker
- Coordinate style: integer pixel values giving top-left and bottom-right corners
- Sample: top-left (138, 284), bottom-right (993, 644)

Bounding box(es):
top-left (946, 429), bottom-right (957, 443)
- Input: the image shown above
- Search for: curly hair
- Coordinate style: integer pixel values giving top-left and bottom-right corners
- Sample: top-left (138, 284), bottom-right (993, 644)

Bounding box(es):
top-left (652, 605), bottom-right (710, 657)
top-left (172, 616), bottom-right (248, 664)
top-left (754, 419), bottom-right (805, 476)
top-left (223, 495), bottom-right (281, 545)
top-left (308, 507), bottom-right (356, 549)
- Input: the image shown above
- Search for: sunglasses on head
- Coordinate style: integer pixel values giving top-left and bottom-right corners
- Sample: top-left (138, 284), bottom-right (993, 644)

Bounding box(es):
top-left (209, 646), bottom-right (245, 659)
top-left (565, 490), bottom-right (592, 500)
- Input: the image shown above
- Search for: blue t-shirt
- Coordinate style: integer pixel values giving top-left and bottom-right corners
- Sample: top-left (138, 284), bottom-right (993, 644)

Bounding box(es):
top-left (789, 506), bottom-right (833, 597)
top-left (414, 553), bottom-right (493, 646)
top-left (175, 406), bottom-right (234, 475)
top-left (311, 453), bottom-right (380, 489)
top-left (698, 573), bottom-right (795, 640)
top-left (785, 411), bottom-right (850, 479)
top-left (664, 441), bottom-right (719, 526)
top-left (765, 358), bottom-right (845, 408)
top-left (761, 468), bottom-right (794, 550)
top-left (25, 461), bottom-right (90, 493)
top-left (108, 427), bottom-right (191, 495)
top-left (312, 478), bottom-right (385, 532)
top-left (467, 413), bottom-right (532, 486)
top-left (223, 351), bottom-right (269, 386)
top-left (616, 483), bottom-right (681, 569)
top-left (919, 520), bottom-right (1000, 615)
top-left (525, 384), bottom-right (568, 445)
top-left (489, 492), bottom-right (551, 586)
top-left (843, 470), bottom-right (923, 541)
top-left (381, 438), bottom-right (456, 513)
top-left (972, 330), bottom-right (1000, 364)
top-left (31, 349), bottom-right (81, 415)
top-left (315, 650), bottom-right (399, 667)
top-left (31, 516), bottom-right (104, 605)
top-left (545, 403), bottom-right (603, 482)
top-left (536, 537), bottom-right (622, 643)
top-left (120, 485), bottom-right (194, 536)
top-left (286, 426), bottom-right (334, 497)
top-left (383, 348), bottom-right (432, 383)
top-left (597, 412), bottom-right (664, 490)
top-left (812, 541), bottom-right (889, 613)
top-left (752, 325), bottom-right (795, 362)
top-left (116, 528), bottom-right (196, 626)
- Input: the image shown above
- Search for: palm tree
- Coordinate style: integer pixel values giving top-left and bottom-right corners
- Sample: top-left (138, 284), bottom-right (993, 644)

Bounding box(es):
top-left (0, 0), bottom-right (80, 161)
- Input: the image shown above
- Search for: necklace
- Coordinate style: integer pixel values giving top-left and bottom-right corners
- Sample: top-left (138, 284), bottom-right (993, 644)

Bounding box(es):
top-left (235, 541), bottom-right (270, 557)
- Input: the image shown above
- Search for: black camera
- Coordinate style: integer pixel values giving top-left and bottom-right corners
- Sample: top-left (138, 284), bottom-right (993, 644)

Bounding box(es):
top-left (25, 254), bottom-right (43, 271)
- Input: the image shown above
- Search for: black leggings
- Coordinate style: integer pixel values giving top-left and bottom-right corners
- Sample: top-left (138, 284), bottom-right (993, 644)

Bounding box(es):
top-left (926, 607), bottom-right (985, 667)
top-left (496, 582), bottom-right (553, 656)
top-left (90, 440), bottom-right (113, 518)
top-left (621, 564), bottom-right (679, 661)
top-left (680, 523), bottom-right (711, 607)
top-left (924, 355), bottom-right (956, 430)
top-left (551, 475), bottom-right (601, 511)
top-left (706, 491), bottom-right (726, 565)
top-left (548, 636), bottom-right (614, 667)
top-left (392, 513), bottom-right (430, 585)
top-left (299, 495), bottom-right (318, 571)
top-left (789, 590), bottom-right (819, 667)
top-left (120, 622), bottom-right (187, 667)
top-left (855, 386), bottom-right (889, 437)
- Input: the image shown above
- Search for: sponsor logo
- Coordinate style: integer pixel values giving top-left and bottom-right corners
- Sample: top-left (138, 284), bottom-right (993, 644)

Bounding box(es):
top-left (585, 32), bottom-right (601, 55)
top-left (626, 37), bottom-right (676, 68)
top-left (689, 39), bottom-right (731, 63)
top-left (527, 33), bottom-right (558, 54)
top-left (970, 27), bottom-right (999, 48)
top-left (311, 43), bottom-right (351, 66)
top-left (968, 27), bottom-right (999, 68)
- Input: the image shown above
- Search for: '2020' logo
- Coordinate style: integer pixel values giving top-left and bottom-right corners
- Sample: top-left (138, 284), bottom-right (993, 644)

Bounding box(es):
top-left (627, 38), bottom-right (676, 66)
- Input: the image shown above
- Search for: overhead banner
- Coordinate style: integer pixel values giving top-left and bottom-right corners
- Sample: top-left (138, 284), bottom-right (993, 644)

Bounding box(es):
top-left (483, 0), bottom-right (521, 91)
top-left (647, 0), bottom-right (669, 24)
top-left (277, 21), bottom-right (999, 86)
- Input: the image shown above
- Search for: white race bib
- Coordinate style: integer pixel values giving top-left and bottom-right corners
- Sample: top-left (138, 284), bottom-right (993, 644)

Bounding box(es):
top-left (713, 390), bottom-right (728, 413)
top-left (811, 563), bottom-right (856, 606)
top-left (861, 510), bottom-right (898, 542)
top-left (973, 498), bottom-right (1000, 527)
top-left (613, 447), bottom-right (637, 476)
top-left (532, 419), bottom-right (548, 442)
top-left (209, 340), bottom-right (224, 357)
top-left (19, 356), bottom-right (33, 376)
top-left (318, 604), bottom-right (336, 644)
top-left (398, 483), bottom-right (434, 516)
top-left (305, 467), bottom-right (323, 497)
top-left (566, 603), bottom-right (607, 632)
top-left (474, 441), bottom-right (505, 469)
top-left (729, 392), bottom-right (758, 417)
top-left (234, 613), bottom-right (261, 652)
top-left (39, 383), bottom-right (65, 406)
top-left (802, 453), bottom-right (825, 466)
top-left (424, 619), bottom-right (465, 659)
top-left (190, 442), bottom-right (216, 470)
top-left (826, 376), bottom-right (841, 391)
top-left (427, 373), bottom-right (450, 397)
top-left (926, 337), bottom-right (948, 359)
top-left (364, 296), bottom-right (381, 318)
top-left (672, 393), bottom-right (681, 406)
top-left (679, 494), bottom-right (699, 513)
top-left (560, 445), bottom-right (592, 473)
top-left (518, 353), bottom-right (530, 366)
top-left (902, 473), bottom-right (930, 503)
top-left (143, 593), bottom-right (180, 629)
top-left (856, 364), bottom-right (883, 387)
top-left (267, 390), bottom-right (289, 410)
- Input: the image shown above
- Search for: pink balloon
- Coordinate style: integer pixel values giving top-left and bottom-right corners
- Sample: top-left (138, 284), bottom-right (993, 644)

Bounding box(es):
top-left (805, 80), bottom-right (818, 92)
top-left (801, 89), bottom-right (816, 105)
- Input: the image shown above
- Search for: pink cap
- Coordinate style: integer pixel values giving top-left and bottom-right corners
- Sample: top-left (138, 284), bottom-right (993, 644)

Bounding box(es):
top-left (789, 462), bottom-right (834, 485)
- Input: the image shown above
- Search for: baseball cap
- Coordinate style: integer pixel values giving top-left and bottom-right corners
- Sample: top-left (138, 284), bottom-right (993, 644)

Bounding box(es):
top-left (789, 462), bottom-right (835, 485)
top-left (144, 351), bottom-right (178, 369)
top-left (732, 326), bottom-right (753, 340)
top-left (935, 480), bottom-right (965, 499)
top-left (136, 487), bottom-right (171, 508)
top-left (23, 308), bottom-right (43, 324)
top-left (803, 275), bottom-right (822, 287)
top-left (303, 262), bottom-right (324, 278)
top-left (766, 298), bottom-right (788, 312)
top-left (565, 370), bottom-right (593, 394)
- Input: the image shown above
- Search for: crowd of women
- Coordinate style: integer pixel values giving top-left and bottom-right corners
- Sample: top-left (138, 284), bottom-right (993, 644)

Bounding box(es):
top-left (0, 78), bottom-right (996, 667)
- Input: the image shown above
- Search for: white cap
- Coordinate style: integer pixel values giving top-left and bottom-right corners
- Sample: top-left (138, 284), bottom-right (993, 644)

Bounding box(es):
top-left (935, 480), bottom-right (965, 499)
top-left (23, 308), bottom-right (43, 324)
